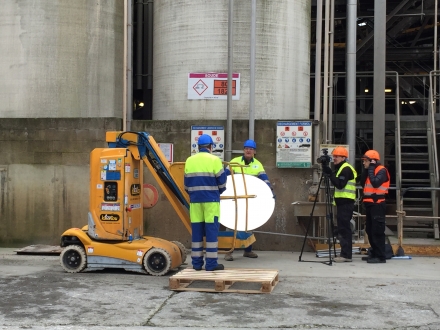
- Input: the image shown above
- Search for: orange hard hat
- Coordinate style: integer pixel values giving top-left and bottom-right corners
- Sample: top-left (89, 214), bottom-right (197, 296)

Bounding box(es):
top-left (332, 146), bottom-right (348, 158)
top-left (362, 150), bottom-right (380, 161)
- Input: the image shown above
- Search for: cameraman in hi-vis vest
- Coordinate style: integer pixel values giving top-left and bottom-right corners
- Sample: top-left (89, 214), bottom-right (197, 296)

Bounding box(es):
top-left (322, 146), bottom-right (357, 263)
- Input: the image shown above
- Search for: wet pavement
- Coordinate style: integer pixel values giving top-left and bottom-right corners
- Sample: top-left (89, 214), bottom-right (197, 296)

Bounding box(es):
top-left (0, 248), bottom-right (439, 330)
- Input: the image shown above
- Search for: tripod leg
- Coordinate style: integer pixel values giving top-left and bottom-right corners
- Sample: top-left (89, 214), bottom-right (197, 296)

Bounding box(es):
top-left (299, 174), bottom-right (324, 261)
top-left (324, 175), bottom-right (335, 265)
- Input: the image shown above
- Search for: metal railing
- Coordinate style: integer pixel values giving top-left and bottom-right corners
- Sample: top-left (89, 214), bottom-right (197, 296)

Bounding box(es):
top-left (428, 71), bottom-right (439, 228)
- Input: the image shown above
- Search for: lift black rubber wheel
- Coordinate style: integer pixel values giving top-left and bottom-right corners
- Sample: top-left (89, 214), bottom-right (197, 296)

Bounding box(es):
top-left (60, 245), bottom-right (87, 273)
top-left (143, 248), bottom-right (172, 276)
top-left (171, 241), bottom-right (188, 265)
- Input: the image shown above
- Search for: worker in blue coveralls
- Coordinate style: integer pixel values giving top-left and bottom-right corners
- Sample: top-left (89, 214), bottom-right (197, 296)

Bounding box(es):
top-left (224, 139), bottom-right (275, 261)
top-left (184, 134), bottom-right (227, 271)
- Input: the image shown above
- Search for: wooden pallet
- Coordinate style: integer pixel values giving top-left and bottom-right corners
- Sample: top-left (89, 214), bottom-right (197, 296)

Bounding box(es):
top-left (169, 268), bottom-right (279, 294)
top-left (15, 245), bottom-right (62, 255)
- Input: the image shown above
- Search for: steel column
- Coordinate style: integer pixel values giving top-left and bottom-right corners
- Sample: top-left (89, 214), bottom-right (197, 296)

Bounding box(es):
top-left (373, 0), bottom-right (386, 160)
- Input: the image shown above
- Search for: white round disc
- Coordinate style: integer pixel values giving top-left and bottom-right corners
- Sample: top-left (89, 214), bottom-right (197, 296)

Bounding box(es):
top-left (219, 174), bottom-right (275, 231)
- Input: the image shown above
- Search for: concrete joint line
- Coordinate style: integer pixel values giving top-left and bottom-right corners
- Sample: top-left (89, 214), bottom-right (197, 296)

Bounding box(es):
top-left (143, 291), bottom-right (177, 326)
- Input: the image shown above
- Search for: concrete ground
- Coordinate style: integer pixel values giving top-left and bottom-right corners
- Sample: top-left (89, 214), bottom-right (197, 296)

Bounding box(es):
top-left (0, 248), bottom-right (439, 330)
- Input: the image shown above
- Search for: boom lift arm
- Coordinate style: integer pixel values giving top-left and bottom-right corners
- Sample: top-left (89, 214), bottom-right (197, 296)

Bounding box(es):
top-left (106, 131), bottom-right (192, 233)
top-left (60, 130), bottom-right (256, 276)
top-left (105, 131), bottom-right (256, 252)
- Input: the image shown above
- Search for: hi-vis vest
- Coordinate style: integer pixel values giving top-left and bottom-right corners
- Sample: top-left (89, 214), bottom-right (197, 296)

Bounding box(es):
top-left (363, 165), bottom-right (390, 203)
top-left (333, 162), bottom-right (357, 203)
top-left (229, 156), bottom-right (271, 188)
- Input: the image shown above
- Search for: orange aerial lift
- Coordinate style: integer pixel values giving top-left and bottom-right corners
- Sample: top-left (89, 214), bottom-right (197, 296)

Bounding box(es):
top-left (59, 131), bottom-right (254, 276)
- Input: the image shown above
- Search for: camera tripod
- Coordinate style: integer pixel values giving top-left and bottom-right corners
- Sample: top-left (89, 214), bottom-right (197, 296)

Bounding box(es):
top-left (298, 170), bottom-right (337, 266)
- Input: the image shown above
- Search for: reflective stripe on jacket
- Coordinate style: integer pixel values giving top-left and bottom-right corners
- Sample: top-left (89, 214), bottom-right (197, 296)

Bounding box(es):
top-left (363, 165), bottom-right (390, 203)
top-left (228, 156), bottom-right (272, 188)
top-left (334, 162), bottom-right (357, 200)
top-left (184, 150), bottom-right (227, 203)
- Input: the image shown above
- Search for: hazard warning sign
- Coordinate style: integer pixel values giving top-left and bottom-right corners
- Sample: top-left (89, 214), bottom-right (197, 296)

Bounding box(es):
top-left (193, 79), bottom-right (208, 95)
top-left (276, 121), bottom-right (313, 168)
top-left (188, 73), bottom-right (240, 100)
top-left (190, 125), bottom-right (225, 160)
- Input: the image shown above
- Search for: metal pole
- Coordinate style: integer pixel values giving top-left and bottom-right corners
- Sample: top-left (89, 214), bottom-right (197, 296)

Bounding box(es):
top-left (322, 0), bottom-right (330, 144)
top-left (373, 0), bottom-right (386, 161)
top-left (135, 0), bottom-right (143, 89)
top-left (147, 0), bottom-right (153, 90)
top-left (226, 0), bottom-right (234, 161)
top-left (126, 0), bottom-right (133, 131)
top-left (346, 0), bottom-right (356, 165)
top-left (313, 0), bottom-right (323, 181)
top-left (123, 0), bottom-right (127, 131)
top-left (434, 0), bottom-right (438, 114)
top-left (328, 0), bottom-right (335, 143)
top-left (249, 0), bottom-right (256, 141)
top-left (394, 70), bottom-right (403, 245)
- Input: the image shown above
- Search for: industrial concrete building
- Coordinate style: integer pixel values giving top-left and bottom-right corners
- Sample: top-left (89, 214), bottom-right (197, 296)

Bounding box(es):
top-left (0, 0), bottom-right (438, 248)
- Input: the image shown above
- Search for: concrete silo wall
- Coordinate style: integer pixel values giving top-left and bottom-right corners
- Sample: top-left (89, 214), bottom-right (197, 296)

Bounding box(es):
top-left (153, 0), bottom-right (311, 120)
top-left (0, 0), bottom-right (124, 118)
top-left (0, 118), bottom-right (313, 252)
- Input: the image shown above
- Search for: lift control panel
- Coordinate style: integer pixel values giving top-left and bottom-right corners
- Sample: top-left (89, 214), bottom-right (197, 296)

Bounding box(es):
top-left (88, 148), bottom-right (143, 241)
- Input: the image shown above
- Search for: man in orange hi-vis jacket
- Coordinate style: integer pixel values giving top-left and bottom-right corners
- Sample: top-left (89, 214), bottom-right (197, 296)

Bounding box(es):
top-left (360, 150), bottom-right (390, 264)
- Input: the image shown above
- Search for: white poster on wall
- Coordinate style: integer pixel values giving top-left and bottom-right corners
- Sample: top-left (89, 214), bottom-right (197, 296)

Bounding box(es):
top-left (188, 73), bottom-right (240, 100)
top-left (190, 125), bottom-right (225, 160)
top-left (157, 143), bottom-right (173, 163)
top-left (276, 121), bottom-right (313, 168)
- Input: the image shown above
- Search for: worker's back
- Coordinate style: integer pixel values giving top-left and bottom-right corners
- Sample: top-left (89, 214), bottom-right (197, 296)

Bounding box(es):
top-left (184, 151), bottom-right (226, 203)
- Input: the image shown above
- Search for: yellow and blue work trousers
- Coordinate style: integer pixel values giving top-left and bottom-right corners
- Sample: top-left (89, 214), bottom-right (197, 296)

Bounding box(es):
top-left (190, 202), bottom-right (220, 271)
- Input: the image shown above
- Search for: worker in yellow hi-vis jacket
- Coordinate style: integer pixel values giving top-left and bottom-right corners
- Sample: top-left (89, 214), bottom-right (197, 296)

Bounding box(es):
top-left (184, 134), bottom-right (227, 271)
top-left (224, 139), bottom-right (275, 261)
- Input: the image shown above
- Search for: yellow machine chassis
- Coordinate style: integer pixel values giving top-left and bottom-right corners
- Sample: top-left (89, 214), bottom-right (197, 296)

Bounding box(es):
top-left (60, 227), bottom-right (183, 275)
top-left (60, 131), bottom-right (258, 277)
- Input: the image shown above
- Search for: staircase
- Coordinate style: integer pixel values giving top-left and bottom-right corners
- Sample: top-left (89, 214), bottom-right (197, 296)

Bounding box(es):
top-left (399, 124), bottom-right (432, 216)
top-left (395, 76), bottom-right (440, 239)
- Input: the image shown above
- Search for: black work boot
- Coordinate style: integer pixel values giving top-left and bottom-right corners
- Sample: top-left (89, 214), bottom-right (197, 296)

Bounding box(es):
top-left (367, 258), bottom-right (386, 264)
top-left (206, 264), bottom-right (224, 271)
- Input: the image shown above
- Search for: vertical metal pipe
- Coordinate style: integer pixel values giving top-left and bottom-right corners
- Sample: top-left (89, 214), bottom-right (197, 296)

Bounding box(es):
top-left (327, 0), bottom-right (335, 143)
top-left (123, 0), bottom-right (127, 131)
top-left (394, 72), bottom-right (401, 212)
top-left (135, 0), bottom-right (143, 89)
top-left (126, 0), bottom-right (133, 131)
top-left (322, 0), bottom-right (330, 144)
top-left (373, 0), bottom-right (386, 160)
top-left (346, 0), bottom-right (357, 165)
top-left (249, 0), bottom-right (256, 141)
top-left (147, 0), bottom-right (153, 90)
top-left (434, 0), bottom-right (438, 113)
top-left (313, 0), bottom-right (323, 171)
top-left (226, 0), bottom-right (234, 161)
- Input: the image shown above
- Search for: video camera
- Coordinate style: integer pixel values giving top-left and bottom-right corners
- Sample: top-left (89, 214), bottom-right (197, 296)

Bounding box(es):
top-left (317, 148), bottom-right (331, 166)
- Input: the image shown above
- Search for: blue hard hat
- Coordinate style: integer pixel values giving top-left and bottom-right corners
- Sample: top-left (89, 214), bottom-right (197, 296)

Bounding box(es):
top-left (197, 134), bottom-right (213, 145)
top-left (243, 139), bottom-right (257, 149)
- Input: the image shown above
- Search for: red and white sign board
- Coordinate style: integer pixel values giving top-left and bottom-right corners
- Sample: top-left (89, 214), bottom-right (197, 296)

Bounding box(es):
top-left (188, 73), bottom-right (240, 100)
top-left (143, 183), bottom-right (159, 209)
top-left (157, 143), bottom-right (173, 163)
top-left (190, 125), bottom-right (225, 160)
